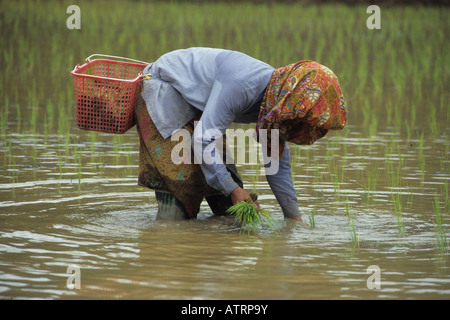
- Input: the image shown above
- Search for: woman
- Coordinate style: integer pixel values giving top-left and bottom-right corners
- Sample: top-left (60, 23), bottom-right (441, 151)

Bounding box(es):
top-left (135, 47), bottom-right (347, 221)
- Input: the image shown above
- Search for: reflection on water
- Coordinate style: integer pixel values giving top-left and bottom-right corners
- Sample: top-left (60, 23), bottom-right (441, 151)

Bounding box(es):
top-left (0, 126), bottom-right (449, 299)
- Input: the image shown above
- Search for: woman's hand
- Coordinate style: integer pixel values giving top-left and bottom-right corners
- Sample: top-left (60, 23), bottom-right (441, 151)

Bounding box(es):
top-left (230, 187), bottom-right (253, 205)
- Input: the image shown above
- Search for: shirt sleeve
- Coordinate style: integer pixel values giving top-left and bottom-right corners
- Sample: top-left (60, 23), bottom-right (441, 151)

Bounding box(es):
top-left (192, 78), bottom-right (301, 219)
top-left (192, 79), bottom-right (241, 197)
top-left (265, 144), bottom-right (301, 218)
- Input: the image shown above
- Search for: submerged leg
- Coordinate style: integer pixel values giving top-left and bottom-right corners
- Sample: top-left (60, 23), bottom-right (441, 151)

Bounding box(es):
top-left (205, 194), bottom-right (233, 216)
top-left (155, 191), bottom-right (192, 220)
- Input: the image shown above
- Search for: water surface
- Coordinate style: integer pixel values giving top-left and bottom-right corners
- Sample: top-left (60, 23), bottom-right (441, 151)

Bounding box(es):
top-left (1, 124), bottom-right (449, 300)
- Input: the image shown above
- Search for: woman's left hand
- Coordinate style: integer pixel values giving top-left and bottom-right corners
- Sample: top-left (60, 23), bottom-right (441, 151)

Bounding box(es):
top-left (230, 187), bottom-right (253, 205)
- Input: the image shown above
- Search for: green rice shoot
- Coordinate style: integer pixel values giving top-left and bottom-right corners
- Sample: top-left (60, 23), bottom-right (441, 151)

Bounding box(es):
top-left (226, 201), bottom-right (279, 234)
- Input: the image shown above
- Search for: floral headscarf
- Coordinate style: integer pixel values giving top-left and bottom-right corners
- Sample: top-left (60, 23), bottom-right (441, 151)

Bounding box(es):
top-left (256, 60), bottom-right (347, 159)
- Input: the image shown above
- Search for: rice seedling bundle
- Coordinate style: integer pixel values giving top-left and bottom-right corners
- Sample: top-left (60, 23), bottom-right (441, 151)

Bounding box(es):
top-left (226, 201), bottom-right (278, 234)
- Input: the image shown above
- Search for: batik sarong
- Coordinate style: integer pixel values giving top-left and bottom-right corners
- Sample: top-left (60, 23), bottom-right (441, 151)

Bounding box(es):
top-left (134, 97), bottom-right (243, 218)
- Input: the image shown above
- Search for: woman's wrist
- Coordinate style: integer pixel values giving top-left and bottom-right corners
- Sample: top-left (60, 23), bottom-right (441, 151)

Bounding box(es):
top-left (230, 187), bottom-right (253, 205)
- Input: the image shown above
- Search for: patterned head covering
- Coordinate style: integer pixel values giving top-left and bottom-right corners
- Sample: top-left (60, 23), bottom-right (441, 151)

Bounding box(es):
top-left (256, 60), bottom-right (347, 159)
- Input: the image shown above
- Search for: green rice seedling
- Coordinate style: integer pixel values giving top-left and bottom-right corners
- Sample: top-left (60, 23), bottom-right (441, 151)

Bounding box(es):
top-left (90, 131), bottom-right (97, 154)
top-left (113, 135), bottom-right (124, 164)
top-left (0, 102), bottom-right (7, 139)
top-left (392, 192), bottom-right (405, 236)
top-left (393, 164), bottom-right (401, 187)
top-left (127, 145), bottom-right (134, 166)
top-left (418, 131), bottom-right (425, 153)
top-left (385, 97), bottom-right (393, 127)
top-left (305, 146), bottom-right (310, 168)
top-left (410, 101), bottom-right (417, 130)
top-left (342, 138), bottom-right (348, 160)
top-left (362, 100), bottom-right (371, 129)
top-left (444, 180), bottom-right (449, 209)
top-left (406, 185), bottom-right (414, 205)
top-left (433, 195), bottom-right (448, 253)
top-left (30, 103), bottom-right (38, 133)
top-left (57, 149), bottom-right (63, 179)
top-left (123, 143), bottom-right (134, 170)
top-left (31, 139), bottom-right (38, 165)
top-left (294, 145), bottom-right (301, 159)
top-left (418, 132), bottom-right (425, 178)
top-left (314, 159), bottom-right (320, 183)
top-left (369, 113), bottom-right (378, 137)
top-left (445, 135), bottom-right (450, 159)
top-left (46, 99), bottom-right (54, 132)
top-left (251, 162), bottom-right (260, 191)
top-left (445, 96), bottom-right (449, 126)
top-left (420, 156), bottom-right (426, 179)
top-left (385, 150), bottom-right (392, 172)
top-left (345, 200), bottom-right (359, 249)
top-left (329, 161), bottom-right (343, 198)
top-left (337, 164), bottom-right (344, 197)
top-left (77, 148), bottom-right (82, 193)
top-left (358, 167), bottom-right (379, 204)
top-left (44, 118), bottom-right (50, 143)
top-left (226, 201), bottom-right (279, 234)
top-left (15, 101), bottom-right (21, 125)
top-left (429, 106), bottom-right (438, 136)
top-left (393, 98), bottom-right (403, 131)
top-left (7, 136), bottom-right (13, 166)
top-left (12, 159), bottom-right (18, 184)
top-left (405, 120), bottom-right (411, 141)
top-left (396, 142), bottom-right (405, 168)
top-left (309, 205), bottom-right (317, 229)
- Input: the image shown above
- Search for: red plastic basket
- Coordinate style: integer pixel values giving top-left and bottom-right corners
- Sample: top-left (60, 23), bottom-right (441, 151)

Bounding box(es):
top-left (71, 54), bottom-right (149, 134)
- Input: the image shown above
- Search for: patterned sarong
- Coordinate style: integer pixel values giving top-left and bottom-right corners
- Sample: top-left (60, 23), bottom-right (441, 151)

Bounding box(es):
top-left (256, 60), bottom-right (347, 159)
top-left (135, 97), bottom-right (242, 218)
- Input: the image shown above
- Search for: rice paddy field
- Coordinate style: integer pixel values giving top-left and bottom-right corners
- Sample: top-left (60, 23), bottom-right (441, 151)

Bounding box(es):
top-left (0, 0), bottom-right (449, 300)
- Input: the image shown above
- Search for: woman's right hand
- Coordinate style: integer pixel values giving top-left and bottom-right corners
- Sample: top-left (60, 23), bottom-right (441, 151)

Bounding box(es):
top-left (230, 187), bottom-right (253, 205)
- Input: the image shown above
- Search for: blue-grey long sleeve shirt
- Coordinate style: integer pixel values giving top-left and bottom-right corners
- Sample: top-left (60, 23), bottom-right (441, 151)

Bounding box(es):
top-left (141, 48), bottom-right (300, 218)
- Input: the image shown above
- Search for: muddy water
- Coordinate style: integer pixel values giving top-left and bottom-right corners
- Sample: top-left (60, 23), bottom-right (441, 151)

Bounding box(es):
top-left (1, 0), bottom-right (449, 301)
top-left (0, 116), bottom-right (449, 299)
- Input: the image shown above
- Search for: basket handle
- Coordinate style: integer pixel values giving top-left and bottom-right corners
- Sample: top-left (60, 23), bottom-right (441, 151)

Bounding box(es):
top-left (86, 54), bottom-right (150, 65)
